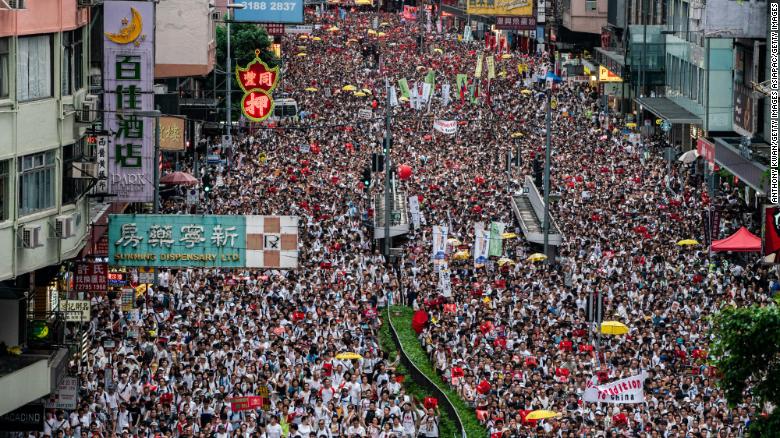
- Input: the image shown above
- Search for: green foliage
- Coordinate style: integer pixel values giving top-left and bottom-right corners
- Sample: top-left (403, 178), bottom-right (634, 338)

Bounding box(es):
top-left (709, 301), bottom-right (780, 436)
top-left (388, 306), bottom-right (488, 438)
top-left (378, 309), bottom-right (458, 438)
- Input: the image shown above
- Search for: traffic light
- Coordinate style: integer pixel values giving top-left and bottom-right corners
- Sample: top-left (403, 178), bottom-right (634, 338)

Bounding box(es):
top-left (371, 153), bottom-right (385, 172)
top-left (361, 166), bottom-right (371, 191)
top-left (202, 173), bottom-right (212, 193)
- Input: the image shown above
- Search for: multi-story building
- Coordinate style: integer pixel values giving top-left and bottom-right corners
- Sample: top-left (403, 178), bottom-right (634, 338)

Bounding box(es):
top-left (559, 0), bottom-right (607, 47)
top-left (0, 0), bottom-right (92, 416)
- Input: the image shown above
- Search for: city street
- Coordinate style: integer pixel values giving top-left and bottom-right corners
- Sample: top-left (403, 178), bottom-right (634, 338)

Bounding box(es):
top-left (2, 1), bottom-right (777, 438)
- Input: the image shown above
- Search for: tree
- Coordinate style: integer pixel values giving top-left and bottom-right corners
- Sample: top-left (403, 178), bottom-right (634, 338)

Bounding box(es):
top-left (709, 299), bottom-right (780, 436)
top-left (212, 23), bottom-right (279, 121)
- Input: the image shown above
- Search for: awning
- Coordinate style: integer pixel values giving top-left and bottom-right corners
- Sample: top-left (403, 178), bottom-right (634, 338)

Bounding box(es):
top-left (711, 227), bottom-right (762, 252)
top-left (713, 137), bottom-right (768, 195)
top-left (634, 97), bottom-right (702, 124)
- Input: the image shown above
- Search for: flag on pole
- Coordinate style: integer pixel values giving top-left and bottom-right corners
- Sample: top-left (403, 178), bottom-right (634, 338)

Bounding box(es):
top-left (398, 78), bottom-right (410, 98)
top-left (456, 74), bottom-right (468, 103)
top-left (488, 222), bottom-right (505, 257)
top-left (425, 69), bottom-right (436, 88)
top-left (474, 53), bottom-right (483, 78)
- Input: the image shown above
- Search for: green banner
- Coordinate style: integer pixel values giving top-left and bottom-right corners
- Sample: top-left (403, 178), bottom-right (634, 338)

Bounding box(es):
top-left (398, 78), bottom-right (410, 98)
top-left (488, 221), bottom-right (505, 257)
top-left (425, 69), bottom-right (436, 88)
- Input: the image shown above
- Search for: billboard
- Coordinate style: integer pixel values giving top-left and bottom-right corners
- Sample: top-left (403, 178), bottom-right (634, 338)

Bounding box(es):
top-left (74, 262), bottom-right (108, 292)
top-left (495, 16), bottom-right (536, 30)
top-left (466, 0), bottom-right (533, 17)
top-left (598, 65), bottom-right (623, 82)
top-left (233, 0), bottom-right (304, 24)
top-left (104, 1), bottom-right (155, 202)
top-left (109, 215), bottom-right (299, 269)
top-left (733, 83), bottom-right (757, 136)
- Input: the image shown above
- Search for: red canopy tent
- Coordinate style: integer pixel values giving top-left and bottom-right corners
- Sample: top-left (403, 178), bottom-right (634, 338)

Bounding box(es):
top-left (710, 227), bottom-right (761, 252)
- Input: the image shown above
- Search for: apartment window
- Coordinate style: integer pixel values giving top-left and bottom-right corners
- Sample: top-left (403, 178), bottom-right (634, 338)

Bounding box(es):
top-left (586, 0), bottom-right (597, 11)
top-left (0, 38), bottom-right (8, 99)
top-left (0, 160), bottom-right (8, 221)
top-left (62, 29), bottom-right (84, 96)
top-left (62, 142), bottom-right (88, 205)
top-left (18, 150), bottom-right (55, 216)
top-left (16, 35), bottom-right (53, 102)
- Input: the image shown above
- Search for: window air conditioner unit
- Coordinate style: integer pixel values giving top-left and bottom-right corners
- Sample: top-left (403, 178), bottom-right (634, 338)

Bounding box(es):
top-left (211, 11), bottom-right (221, 21)
top-left (71, 162), bottom-right (97, 179)
top-left (8, 0), bottom-right (26, 9)
top-left (55, 215), bottom-right (76, 239)
top-left (78, 99), bottom-right (97, 123)
top-left (22, 225), bottom-right (42, 249)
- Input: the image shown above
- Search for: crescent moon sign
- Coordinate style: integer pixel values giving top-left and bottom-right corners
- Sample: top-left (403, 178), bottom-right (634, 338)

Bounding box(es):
top-left (105, 7), bottom-right (143, 45)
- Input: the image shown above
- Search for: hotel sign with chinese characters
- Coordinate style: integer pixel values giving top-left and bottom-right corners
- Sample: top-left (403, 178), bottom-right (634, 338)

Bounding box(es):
top-left (103, 1), bottom-right (155, 202)
top-left (108, 215), bottom-right (299, 269)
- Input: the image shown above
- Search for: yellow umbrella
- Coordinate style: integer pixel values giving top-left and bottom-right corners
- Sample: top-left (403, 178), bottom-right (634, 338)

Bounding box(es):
top-left (497, 258), bottom-right (516, 267)
top-left (342, 85), bottom-right (357, 91)
top-left (676, 239), bottom-right (700, 246)
top-left (399, 96), bottom-right (409, 102)
top-left (433, 48), bottom-right (443, 54)
top-left (347, 38), bottom-right (358, 43)
top-left (377, 32), bottom-right (386, 37)
top-left (626, 122), bottom-right (637, 128)
top-left (452, 250), bottom-right (470, 261)
top-left (327, 26), bottom-right (339, 32)
top-left (296, 52), bottom-right (307, 57)
top-left (498, 70), bottom-right (507, 77)
top-left (367, 29), bottom-right (377, 35)
top-left (501, 232), bottom-right (518, 239)
top-left (601, 321), bottom-right (629, 336)
top-left (447, 238), bottom-right (462, 247)
top-left (501, 53), bottom-right (513, 59)
top-left (335, 352), bottom-right (362, 360)
top-left (520, 89), bottom-right (533, 95)
top-left (510, 132), bottom-right (523, 138)
top-left (353, 91), bottom-right (367, 97)
top-left (361, 88), bottom-right (372, 94)
top-left (311, 36), bottom-right (322, 41)
top-left (297, 45), bottom-right (307, 50)
top-left (527, 253), bottom-right (547, 262)
top-left (304, 87), bottom-right (318, 92)
top-left (298, 34), bottom-right (309, 39)
top-left (525, 410), bottom-right (561, 421)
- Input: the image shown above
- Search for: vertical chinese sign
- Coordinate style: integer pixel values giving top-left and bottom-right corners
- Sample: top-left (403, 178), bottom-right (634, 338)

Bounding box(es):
top-left (104, 1), bottom-right (155, 202)
top-left (236, 51), bottom-right (280, 122)
top-left (74, 262), bottom-right (108, 293)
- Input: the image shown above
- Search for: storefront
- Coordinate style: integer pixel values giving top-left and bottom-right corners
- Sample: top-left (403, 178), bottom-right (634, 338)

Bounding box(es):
top-left (634, 97), bottom-right (702, 150)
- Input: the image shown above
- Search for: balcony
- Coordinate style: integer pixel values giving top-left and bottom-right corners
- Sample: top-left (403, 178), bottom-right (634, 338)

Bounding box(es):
top-left (0, 347), bottom-right (68, 416)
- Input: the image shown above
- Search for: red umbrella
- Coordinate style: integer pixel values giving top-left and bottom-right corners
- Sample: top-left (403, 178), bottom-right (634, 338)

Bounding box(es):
top-left (160, 171), bottom-right (198, 186)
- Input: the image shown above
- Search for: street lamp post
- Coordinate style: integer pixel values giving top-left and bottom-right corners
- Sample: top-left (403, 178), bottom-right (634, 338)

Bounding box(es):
top-left (225, 3), bottom-right (246, 170)
top-left (383, 77), bottom-right (393, 259)
top-left (136, 110), bottom-right (162, 284)
top-left (542, 89), bottom-right (552, 261)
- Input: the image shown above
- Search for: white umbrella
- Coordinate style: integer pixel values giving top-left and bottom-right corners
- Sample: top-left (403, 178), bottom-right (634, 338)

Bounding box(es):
top-left (678, 150), bottom-right (699, 164)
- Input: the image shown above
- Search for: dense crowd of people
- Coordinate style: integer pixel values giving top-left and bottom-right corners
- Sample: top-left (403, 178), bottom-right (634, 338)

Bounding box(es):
top-left (42, 6), bottom-right (776, 438)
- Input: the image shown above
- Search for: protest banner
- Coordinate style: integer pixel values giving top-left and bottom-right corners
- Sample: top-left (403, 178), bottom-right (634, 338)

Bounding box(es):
top-left (433, 120), bottom-right (458, 135)
top-left (582, 372), bottom-right (647, 404)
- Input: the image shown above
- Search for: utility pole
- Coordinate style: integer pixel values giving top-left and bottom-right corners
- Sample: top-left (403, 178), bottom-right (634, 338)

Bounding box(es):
top-left (542, 88), bottom-right (552, 262)
top-left (383, 77), bottom-right (393, 259)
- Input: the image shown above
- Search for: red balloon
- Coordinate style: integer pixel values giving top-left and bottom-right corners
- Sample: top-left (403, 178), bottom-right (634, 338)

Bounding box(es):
top-left (398, 164), bottom-right (413, 180)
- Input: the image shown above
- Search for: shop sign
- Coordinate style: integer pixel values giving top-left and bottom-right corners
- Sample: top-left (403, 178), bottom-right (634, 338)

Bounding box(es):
top-left (598, 65), bottom-right (623, 82)
top-left (104, 1), bottom-right (156, 202)
top-left (733, 83), bottom-right (757, 135)
top-left (60, 300), bottom-right (91, 322)
top-left (74, 262), bottom-right (108, 292)
top-left (495, 16), bottom-right (536, 30)
top-left (159, 116), bottom-right (186, 151)
top-left (109, 214), bottom-right (299, 269)
top-left (44, 377), bottom-right (78, 410)
top-left (467, 0), bottom-right (533, 17)
top-left (0, 403), bottom-right (44, 432)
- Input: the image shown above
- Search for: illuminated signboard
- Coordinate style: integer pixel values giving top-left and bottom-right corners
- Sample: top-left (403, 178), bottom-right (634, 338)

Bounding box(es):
top-left (598, 65), bottom-right (623, 83)
top-left (233, 0), bottom-right (304, 24)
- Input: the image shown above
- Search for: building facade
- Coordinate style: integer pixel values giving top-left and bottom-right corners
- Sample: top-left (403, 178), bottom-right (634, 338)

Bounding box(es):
top-left (0, 0), bottom-right (91, 416)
